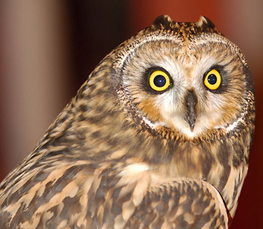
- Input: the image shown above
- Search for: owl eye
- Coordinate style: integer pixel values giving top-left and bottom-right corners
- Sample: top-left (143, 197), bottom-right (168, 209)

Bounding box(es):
top-left (149, 70), bottom-right (170, 92)
top-left (204, 69), bottom-right (222, 90)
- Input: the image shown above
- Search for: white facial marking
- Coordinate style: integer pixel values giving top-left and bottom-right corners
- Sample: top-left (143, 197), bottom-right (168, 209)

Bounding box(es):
top-left (217, 112), bottom-right (245, 132)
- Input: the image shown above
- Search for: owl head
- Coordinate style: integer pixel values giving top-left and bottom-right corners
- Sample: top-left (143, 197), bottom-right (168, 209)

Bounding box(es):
top-left (110, 15), bottom-right (255, 140)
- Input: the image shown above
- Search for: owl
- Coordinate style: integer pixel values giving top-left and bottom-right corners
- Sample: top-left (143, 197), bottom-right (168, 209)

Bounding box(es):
top-left (0, 15), bottom-right (255, 229)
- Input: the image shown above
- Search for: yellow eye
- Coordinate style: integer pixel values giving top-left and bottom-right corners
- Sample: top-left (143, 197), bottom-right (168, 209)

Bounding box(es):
top-left (149, 70), bottom-right (170, 92)
top-left (204, 69), bottom-right (222, 90)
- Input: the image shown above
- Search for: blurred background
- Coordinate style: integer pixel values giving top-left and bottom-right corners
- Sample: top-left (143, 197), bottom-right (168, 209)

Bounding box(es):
top-left (0, 0), bottom-right (262, 228)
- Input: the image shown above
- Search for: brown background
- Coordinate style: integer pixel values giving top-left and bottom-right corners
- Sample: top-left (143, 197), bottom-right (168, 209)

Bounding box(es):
top-left (0, 1), bottom-right (262, 228)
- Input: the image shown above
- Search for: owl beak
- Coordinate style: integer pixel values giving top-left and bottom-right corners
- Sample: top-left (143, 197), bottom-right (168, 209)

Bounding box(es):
top-left (185, 90), bottom-right (197, 131)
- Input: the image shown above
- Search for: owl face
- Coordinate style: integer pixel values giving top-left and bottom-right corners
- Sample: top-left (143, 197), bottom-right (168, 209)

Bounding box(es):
top-left (113, 17), bottom-right (252, 139)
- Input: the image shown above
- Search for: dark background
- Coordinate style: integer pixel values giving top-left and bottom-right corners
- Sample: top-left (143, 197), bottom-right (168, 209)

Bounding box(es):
top-left (0, 1), bottom-right (262, 228)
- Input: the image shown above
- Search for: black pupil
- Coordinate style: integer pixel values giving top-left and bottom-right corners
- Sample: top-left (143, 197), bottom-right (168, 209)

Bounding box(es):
top-left (207, 74), bottom-right (217, 85)
top-left (154, 75), bottom-right (166, 87)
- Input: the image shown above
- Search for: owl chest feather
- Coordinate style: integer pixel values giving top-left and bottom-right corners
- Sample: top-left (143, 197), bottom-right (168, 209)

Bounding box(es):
top-left (108, 118), bottom-right (252, 216)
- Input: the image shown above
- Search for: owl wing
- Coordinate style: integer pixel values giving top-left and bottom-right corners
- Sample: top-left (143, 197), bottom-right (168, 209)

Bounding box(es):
top-left (0, 162), bottom-right (228, 229)
top-left (105, 164), bottom-right (228, 229)
top-left (125, 179), bottom-right (228, 229)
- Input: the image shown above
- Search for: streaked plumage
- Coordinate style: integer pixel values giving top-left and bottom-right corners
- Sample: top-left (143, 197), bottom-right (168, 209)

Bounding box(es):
top-left (0, 15), bottom-right (255, 228)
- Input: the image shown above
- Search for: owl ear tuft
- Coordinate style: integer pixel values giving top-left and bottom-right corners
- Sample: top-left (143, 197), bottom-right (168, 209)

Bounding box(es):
top-left (196, 16), bottom-right (216, 30)
top-left (153, 15), bottom-right (174, 29)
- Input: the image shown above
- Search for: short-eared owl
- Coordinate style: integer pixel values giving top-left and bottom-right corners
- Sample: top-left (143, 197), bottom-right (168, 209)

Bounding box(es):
top-left (0, 15), bottom-right (255, 229)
